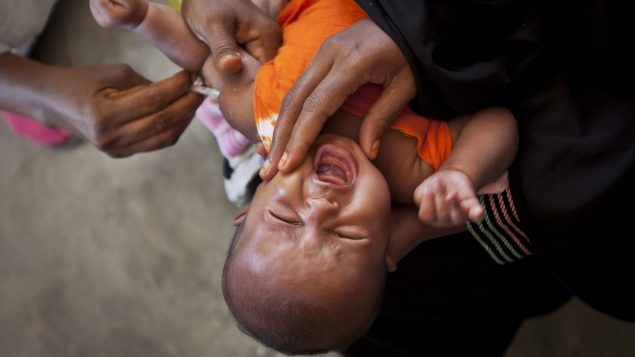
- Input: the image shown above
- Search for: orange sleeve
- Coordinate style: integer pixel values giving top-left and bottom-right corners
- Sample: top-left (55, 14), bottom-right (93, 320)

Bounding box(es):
top-left (341, 85), bottom-right (452, 171)
top-left (253, 0), bottom-right (367, 150)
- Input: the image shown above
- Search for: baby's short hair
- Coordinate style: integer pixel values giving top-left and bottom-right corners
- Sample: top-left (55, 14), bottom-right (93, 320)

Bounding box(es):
top-left (222, 224), bottom-right (386, 355)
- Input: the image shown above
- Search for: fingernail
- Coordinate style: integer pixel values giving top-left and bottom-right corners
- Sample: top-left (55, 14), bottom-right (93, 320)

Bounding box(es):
top-left (370, 140), bottom-right (380, 159)
top-left (218, 51), bottom-right (243, 66)
top-left (278, 153), bottom-right (288, 170)
top-left (260, 159), bottom-right (271, 177)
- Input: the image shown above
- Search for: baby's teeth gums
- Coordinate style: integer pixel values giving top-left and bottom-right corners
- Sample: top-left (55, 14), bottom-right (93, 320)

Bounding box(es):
top-left (314, 143), bottom-right (358, 186)
top-left (317, 164), bottom-right (347, 185)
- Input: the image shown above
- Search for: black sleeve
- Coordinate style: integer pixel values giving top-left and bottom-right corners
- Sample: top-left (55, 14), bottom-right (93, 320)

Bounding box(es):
top-left (356, 0), bottom-right (635, 321)
top-left (355, 0), bottom-right (544, 118)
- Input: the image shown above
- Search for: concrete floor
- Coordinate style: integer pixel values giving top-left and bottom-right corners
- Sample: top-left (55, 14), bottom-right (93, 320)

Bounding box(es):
top-left (0, 1), bottom-right (633, 356)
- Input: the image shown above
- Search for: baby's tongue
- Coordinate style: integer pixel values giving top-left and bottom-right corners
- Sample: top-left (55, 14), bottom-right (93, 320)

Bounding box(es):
top-left (317, 164), bottom-right (347, 185)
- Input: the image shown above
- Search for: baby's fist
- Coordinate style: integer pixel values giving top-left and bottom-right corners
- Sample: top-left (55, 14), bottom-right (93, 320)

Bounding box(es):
top-left (414, 169), bottom-right (484, 227)
top-left (90, 0), bottom-right (149, 29)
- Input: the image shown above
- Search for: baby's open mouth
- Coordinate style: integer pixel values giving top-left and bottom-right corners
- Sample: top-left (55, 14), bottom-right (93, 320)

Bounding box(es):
top-left (314, 144), bottom-right (357, 186)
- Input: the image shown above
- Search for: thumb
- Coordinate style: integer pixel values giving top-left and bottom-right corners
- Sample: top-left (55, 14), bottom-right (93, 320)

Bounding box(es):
top-left (206, 22), bottom-right (244, 75)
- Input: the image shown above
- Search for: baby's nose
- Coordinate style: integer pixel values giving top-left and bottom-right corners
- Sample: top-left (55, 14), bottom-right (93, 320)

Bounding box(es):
top-left (306, 197), bottom-right (339, 220)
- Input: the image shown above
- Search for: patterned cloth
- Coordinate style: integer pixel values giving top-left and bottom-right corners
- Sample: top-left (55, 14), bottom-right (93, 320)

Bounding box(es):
top-left (467, 189), bottom-right (532, 264)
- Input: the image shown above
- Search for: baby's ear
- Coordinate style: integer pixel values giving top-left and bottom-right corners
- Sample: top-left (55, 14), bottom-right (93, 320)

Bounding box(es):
top-left (233, 207), bottom-right (249, 226)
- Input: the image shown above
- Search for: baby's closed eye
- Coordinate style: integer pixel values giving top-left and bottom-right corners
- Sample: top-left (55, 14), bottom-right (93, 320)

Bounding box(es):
top-left (268, 209), bottom-right (300, 225)
top-left (332, 226), bottom-right (367, 240)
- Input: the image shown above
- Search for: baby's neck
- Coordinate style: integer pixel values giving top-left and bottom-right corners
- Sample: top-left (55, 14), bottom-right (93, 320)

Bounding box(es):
top-left (322, 111), bottom-right (433, 203)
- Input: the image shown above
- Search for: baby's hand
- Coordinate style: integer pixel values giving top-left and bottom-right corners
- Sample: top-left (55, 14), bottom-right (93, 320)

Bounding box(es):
top-left (414, 169), bottom-right (485, 227)
top-left (90, 0), bottom-right (149, 29)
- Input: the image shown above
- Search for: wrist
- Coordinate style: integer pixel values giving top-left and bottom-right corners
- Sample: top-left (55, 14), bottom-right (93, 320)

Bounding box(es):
top-left (437, 164), bottom-right (479, 187)
top-left (35, 65), bottom-right (76, 129)
top-left (0, 54), bottom-right (57, 126)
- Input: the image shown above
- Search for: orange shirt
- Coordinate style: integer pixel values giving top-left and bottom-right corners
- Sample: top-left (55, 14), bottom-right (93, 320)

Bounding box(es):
top-left (253, 0), bottom-right (452, 170)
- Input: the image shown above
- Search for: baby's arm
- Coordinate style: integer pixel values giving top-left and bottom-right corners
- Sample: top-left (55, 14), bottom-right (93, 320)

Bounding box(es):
top-left (201, 51), bottom-right (260, 142)
top-left (90, 0), bottom-right (208, 71)
top-left (414, 107), bottom-right (518, 227)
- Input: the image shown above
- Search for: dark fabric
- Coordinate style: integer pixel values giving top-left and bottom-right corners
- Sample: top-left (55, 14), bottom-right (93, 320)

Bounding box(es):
top-left (343, 232), bottom-right (571, 356)
top-left (355, 0), bottom-right (635, 321)
top-left (467, 189), bottom-right (533, 265)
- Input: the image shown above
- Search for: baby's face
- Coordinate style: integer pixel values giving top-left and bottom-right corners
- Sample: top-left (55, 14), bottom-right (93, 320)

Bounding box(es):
top-left (238, 134), bottom-right (392, 287)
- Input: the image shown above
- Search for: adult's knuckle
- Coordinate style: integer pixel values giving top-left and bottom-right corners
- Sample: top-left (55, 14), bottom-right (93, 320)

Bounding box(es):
top-left (302, 92), bottom-right (323, 113)
top-left (145, 89), bottom-right (167, 107)
top-left (321, 34), bottom-right (343, 52)
top-left (280, 88), bottom-right (299, 113)
top-left (153, 110), bottom-right (173, 132)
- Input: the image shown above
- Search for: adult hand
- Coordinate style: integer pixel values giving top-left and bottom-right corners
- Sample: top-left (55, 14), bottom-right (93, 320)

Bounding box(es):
top-left (181, 0), bottom-right (281, 75)
top-left (261, 18), bottom-right (416, 180)
top-left (43, 64), bottom-right (202, 158)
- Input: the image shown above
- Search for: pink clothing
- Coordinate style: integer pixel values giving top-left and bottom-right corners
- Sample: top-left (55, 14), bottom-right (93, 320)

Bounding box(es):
top-left (2, 112), bottom-right (74, 147)
top-left (196, 98), bottom-right (251, 159)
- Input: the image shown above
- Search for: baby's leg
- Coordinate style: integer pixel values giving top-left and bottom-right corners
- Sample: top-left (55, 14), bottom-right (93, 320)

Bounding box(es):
top-left (132, 3), bottom-right (209, 71)
top-left (91, 0), bottom-right (208, 71)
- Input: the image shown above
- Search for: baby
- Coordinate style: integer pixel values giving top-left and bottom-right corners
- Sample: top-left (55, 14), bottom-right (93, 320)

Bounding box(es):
top-left (91, 0), bottom-right (517, 354)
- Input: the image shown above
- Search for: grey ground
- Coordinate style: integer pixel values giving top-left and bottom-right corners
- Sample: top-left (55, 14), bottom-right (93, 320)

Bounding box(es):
top-left (0, 1), bottom-right (633, 356)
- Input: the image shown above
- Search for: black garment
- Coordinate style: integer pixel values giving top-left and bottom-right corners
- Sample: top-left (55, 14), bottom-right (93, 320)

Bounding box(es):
top-left (356, 0), bottom-right (635, 320)
top-left (343, 232), bottom-right (570, 356)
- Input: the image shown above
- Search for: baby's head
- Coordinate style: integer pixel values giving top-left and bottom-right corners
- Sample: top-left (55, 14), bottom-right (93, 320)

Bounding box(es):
top-left (222, 134), bottom-right (393, 354)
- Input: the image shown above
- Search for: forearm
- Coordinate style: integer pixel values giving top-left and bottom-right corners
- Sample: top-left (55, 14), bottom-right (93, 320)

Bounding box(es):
top-left (134, 3), bottom-right (209, 71)
top-left (443, 107), bottom-right (518, 189)
top-left (0, 53), bottom-right (58, 125)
